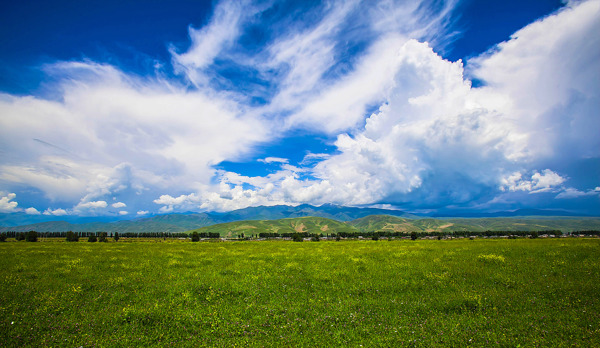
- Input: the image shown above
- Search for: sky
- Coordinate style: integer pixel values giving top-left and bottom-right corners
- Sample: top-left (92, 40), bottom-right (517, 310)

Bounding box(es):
top-left (0, 0), bottom-right (599, 221)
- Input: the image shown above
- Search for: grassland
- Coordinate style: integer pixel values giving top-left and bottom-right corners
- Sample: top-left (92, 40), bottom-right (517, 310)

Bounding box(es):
top-left (1, 238), bottom-right (599, 347)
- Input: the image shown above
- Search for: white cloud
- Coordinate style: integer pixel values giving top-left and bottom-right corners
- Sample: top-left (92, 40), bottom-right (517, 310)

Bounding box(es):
top-left (258, 157), bottom-right (288, 164)
top-left (556, 187), bottom-right (600, 199)
top-left (0, 0), bottom-right (597, 216)
top-left (263, 1), bottom-right (359, 114)
top-left (137, 210), bottom-right (149, 215)
top-left (0, 193), bottom-right (18, 213)
top-left (118, 210), bottom-right (129, 215)
top-left (187, 1), bottom-right (600, 211)
top-left (171, 0), bottom-right (264, 87)
top-left (154, 193), bottom-right (202, 213)
top-left (25, 207), bottom-right (41, 215)
top-left (75, 200), bottom-right (108, 210)
top-left (0, 59), bottom-right (269, 212)
top-left (43, 208), bottom-right (68, 216)
top-left (500, 170), bottom-right (566, 193)
top-left (468, 0), bottom-right (600, 161)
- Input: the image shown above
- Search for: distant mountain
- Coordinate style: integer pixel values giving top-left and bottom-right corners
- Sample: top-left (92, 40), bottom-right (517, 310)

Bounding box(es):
top-left (430, 208), bottom-right (592, 218)
top-left (0, 213), bottom-right (217, 233)
top-left (0, 204), bottom-right (414, 232)
top-left (348, 215), bottom-right (476, 233)
top-left (187, 217), bottom-right (359, 238)
top-left (349, 215), bottom-right (600, 233)
top-left (214, 204), bottom-right (418, 222)
top-left (2, 204), bottom-right (598, 234)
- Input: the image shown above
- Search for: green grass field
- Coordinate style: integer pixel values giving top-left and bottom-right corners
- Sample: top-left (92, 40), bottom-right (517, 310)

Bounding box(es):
top-left (1, 238), bottom-right (599, 347)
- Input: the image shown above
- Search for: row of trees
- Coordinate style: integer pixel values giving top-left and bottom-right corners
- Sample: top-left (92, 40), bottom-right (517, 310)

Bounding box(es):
top-left (258, 230), bottom-right (573, 239)
top-left (0, 231), bottom-right (209, 240)
top-left (1, 230), bottom-right (599, 242)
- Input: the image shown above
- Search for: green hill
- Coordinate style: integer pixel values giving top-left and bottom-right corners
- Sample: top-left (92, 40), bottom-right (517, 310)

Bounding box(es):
top-left (349, 215), bottom-right (600, 233)
top-left (187, 216), bottom-right (358, 238)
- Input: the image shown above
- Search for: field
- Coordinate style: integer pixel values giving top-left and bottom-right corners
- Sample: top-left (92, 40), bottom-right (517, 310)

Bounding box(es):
top-left (1, 238), bottom-right (599, 347)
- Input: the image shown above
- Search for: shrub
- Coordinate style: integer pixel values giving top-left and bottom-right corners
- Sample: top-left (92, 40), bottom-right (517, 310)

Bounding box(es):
top-left (292, 233), bottom-right (303, 242)
top-left (372, 235), bottom-right (379, 241)
top-left (26, 231), bottom-right (38, 242)
top-left (530, 231), bottom-right (539, 239)
top-left (311, 235), bottom-right (320, 242)
top-left (191, 232), bottom-right (200, 242)
top-left (99, 232), bottom-right (108, 242)
top-left (336, 235), bottom-right (341, 241)
top-left (16, 233), bottom-right (25, 241)
top-left (0, 233), bottom-right (6, 242)
top-left (114, 232), bottom-right (120, 242)
top-left (410, 232), bottom-right (418, 241)
top-left (88, 234), bottom-right (97, 242)
top-left (66, 231), bottom-right (79, 242)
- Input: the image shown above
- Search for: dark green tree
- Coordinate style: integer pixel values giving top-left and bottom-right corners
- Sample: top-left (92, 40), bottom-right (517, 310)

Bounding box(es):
top-left (292, 233), bottom-right (303, 242)
top-left (114, 232), bottom-right (120, 242)
top-left (88, 234), bottom-right (97, 242)
top-left (26, 230), bottom-right (38, 242)
top-left (410, 232), bottom-right (418, 241)
top-left (0, 233), bottom-right (7, 242)
top-left (191, 231), bottom-right (200, 242)
top-left (98, 232), bottom-right (108, 242)
top-left (66, 231), bottom-right (79, 242)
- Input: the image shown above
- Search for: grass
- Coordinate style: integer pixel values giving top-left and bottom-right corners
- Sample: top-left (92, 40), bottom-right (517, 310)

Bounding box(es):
top-left (1, 238), bottom-right (599, 347)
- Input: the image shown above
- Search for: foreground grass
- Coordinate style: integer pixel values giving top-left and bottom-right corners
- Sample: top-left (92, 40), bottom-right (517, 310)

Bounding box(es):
top-left (1, 238), bottom-right (599, 347)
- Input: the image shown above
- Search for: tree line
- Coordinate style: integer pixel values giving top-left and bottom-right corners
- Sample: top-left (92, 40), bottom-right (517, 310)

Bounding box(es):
top-left (1, 229), bottom-right (599, 242)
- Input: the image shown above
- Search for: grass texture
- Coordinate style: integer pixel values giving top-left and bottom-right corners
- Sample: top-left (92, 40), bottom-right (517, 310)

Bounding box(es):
top-left (1, 238), bottom-right (599, 347)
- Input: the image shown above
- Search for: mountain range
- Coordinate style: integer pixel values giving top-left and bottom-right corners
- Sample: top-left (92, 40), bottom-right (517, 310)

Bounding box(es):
top-left (1, 204), bottom-right (599, 234)
top-left (0, 204), bottom-right (415, 232)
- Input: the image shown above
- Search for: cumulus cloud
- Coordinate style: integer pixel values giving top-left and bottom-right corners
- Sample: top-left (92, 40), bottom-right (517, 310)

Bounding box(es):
top-left (0, 59), bottom-right (269, 213)
top-left (182, 1), bottom-right (600, 212)
top-left (43, 208), bottom-right (69, 216)
top-left (468, 0), bottom-right (600, 162)
top-left (258, 157), bottom-right (289, 164)
top-left (25, 207), bottom-right (41, 215)
top-left (500, 170), bottom-right (566, 193)
top-left (75, 200), bottom-right (108, 210)
top-left (153, 193), bottom-right (202, 213)
top-left (118, 211), bottom-right (129, 215)
top-left (0, 193), bottom-right (18, 212)
top-left (0, 0), bottom-right (597, 216)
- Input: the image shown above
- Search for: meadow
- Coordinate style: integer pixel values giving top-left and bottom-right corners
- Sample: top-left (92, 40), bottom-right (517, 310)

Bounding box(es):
top-left (1, 238), bottom-right (599, 347)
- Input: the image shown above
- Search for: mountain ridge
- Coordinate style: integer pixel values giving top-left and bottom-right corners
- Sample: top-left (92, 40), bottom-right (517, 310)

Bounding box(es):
top-left (0, 204), bottom-right (414, 232)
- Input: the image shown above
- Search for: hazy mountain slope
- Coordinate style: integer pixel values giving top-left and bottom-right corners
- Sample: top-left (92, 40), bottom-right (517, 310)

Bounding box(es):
top-left (445, 217), bottom-right (600, 232)
top-left (216, 204), bottom-right (417, 222)
top-left (0, 213), bottom-right (216, 233)
top-left (349, 215), bottom-right (600, 233)
top-left (349, 215), bottom-right (475, 232)
top-left (2, 204), bottom-right (599, 233)
top-left (0, 205), bottom-right (415, 232)
top-left (187, 217), bottom-right (359, 238)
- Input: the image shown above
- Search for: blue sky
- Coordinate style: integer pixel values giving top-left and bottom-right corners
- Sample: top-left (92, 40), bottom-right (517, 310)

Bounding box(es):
top-left (0, 0), bottom-right (598, 221)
